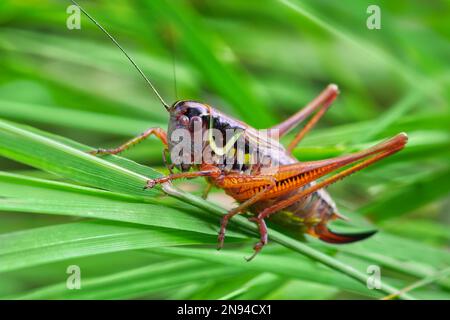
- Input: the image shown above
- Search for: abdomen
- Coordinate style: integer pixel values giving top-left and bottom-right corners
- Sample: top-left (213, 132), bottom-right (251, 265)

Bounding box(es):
top-left (249, 154), bottom-right (339, 230)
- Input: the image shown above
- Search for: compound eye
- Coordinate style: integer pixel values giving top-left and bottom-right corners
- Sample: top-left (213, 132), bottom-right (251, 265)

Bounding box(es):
top-left (179, 115), bottom-right (189, 126)
top-left (190, 116), bottom-right (202, 129)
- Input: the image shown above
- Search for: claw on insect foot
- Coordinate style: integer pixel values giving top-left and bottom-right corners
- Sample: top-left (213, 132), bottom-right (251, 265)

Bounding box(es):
top-left (217, 234), bottom-right (224, 251)
top-left (217, 216), bottom-right (228, 250)
top-left (244, 217), bottom-right (268, 261)
top-left (144, 179), bottom-right (156, 190)
top-left (87, 149), bottom-right (99, 155)
top-left (245, 240), bottom-right (266, 262)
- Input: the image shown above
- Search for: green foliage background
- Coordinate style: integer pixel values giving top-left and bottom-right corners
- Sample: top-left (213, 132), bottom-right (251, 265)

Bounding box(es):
top-left (0, 0), bottom-right (449, 299)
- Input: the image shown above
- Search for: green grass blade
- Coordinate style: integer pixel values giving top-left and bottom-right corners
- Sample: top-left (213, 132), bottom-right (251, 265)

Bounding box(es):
top-left (140, 0), bottom-right (273, 127)
top-left (0, 119), bottom-right (416, 299)
top-left (0, 119), bottom-right (161, 196)
top-left (0, 220), bottom-right (227, 273)
top-left (13, 260), bottom-right (243, 300)
top-left (0, 100), bottom-right (161, 136)
top-left (360, 168), bottom-right (450, 221)
top-left (0, 172), bottom-right (245, 238)
top-left (150, 246), bottom-right (413, 299)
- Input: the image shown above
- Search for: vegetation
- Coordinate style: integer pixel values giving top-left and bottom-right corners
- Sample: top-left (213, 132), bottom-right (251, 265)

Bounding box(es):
top-left (0, 0), bottom-right (448, 299)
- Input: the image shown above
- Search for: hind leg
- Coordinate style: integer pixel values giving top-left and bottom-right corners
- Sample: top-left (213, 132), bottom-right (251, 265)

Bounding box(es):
top-left (245, 217), bottom-right (268, 261)
top-left (245, 133), bottom-right (407, 258)
top-left (271, 84), bottom-right (339, 151)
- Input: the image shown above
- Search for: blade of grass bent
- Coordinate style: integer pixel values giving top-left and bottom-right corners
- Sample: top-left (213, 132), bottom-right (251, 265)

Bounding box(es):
top-left (0, 119), bottom-right (414, 299)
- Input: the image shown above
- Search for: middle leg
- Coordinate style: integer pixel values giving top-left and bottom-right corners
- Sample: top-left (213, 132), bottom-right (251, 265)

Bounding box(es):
top-left (217, 175), bottom-right (276, 249)
top-left (144, 164), bottom-right (222, 189)
top-left (89, 127), bottom-right (168, 156)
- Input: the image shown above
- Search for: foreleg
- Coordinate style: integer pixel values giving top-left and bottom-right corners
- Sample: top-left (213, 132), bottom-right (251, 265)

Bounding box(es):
top-left (89, 127), bottom-right (168, 155)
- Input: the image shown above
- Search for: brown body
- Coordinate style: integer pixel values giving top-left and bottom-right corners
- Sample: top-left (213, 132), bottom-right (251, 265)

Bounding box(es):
top-left (200, 113), bottom-right (339, 234)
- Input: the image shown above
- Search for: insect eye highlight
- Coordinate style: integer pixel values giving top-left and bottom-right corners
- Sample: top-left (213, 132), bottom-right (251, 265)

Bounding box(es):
top-left (179, 115), bottom-right (189, 126)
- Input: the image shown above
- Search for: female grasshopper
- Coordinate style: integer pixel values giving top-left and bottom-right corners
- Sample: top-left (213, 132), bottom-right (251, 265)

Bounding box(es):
top-left (74, 1), bottom-right (408, 260)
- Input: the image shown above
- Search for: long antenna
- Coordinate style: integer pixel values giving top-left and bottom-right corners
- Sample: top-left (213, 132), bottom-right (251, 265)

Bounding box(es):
top-left (70, 0), bottom-right (170, 111)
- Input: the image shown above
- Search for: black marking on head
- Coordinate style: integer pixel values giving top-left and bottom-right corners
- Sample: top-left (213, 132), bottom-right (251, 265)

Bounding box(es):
top-left (171, 100), bottom-right (207, 119)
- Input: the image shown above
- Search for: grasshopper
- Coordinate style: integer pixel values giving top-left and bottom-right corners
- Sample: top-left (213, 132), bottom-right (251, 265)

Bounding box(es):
top-left (73, 1), bottom-right (408, 260)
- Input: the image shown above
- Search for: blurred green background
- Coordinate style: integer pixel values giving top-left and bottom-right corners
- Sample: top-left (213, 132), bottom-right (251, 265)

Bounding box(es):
top-left (0, 0), bottom-right (449, 299)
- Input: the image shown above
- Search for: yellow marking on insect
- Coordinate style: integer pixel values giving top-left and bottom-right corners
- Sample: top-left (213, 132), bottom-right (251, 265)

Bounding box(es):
top-left (208, 110), bottom-right (244, 156)
top-left (227, 147), bottom-right (236, 158)
top-left (304, 217), bottom-right (322, 226)
top-left (244, 153), bottom-right (252, 164)
top-left (281, 211), bottom-right (304, 223)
